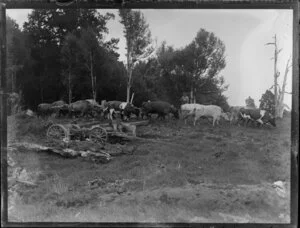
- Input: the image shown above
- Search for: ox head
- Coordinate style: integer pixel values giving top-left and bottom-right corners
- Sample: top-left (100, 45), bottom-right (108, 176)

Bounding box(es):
top-left (170, 105), bottom-right (179, 119)
top-left (123, 105), bottom-right (137, 118)
top-left (221, 112), bottom-right (230, 121)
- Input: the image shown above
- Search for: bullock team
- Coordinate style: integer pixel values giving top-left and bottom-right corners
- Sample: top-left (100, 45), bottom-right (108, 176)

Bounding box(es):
top-left (36, 99), bottom-right (276, 128)
top-left (228, 106), bottom-right (276, 127)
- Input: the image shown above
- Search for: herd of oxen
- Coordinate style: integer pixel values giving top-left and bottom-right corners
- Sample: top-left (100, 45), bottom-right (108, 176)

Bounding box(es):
top-left (37, 99), bottom-right (276, 128)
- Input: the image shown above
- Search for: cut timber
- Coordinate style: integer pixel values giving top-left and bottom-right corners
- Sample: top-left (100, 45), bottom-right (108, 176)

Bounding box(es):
top-left (11, 142), bottom-right (112, 163)
top-left (126, 120), bottom-right (149, 126)
top-left (78, 120), bottom-right (149, 128)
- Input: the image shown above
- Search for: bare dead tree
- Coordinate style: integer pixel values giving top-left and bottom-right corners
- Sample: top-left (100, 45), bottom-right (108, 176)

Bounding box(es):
top-left (276, 57), bottom-right (292, 118)
top-left (266, 34), bottom-right (282, 117)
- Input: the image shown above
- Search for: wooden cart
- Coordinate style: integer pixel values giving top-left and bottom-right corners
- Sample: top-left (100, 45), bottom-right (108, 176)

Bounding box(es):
top-left (46, 120), bottom-right (149, 145)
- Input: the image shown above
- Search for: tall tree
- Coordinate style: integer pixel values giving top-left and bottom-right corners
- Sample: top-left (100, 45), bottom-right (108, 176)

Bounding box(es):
top-left (265, 35), bottom-right (292, 118)
top-left (276, 57), bottom-right (292, 118)
top-left (61, 32), bottom-right (79, 104)
top-left (259, 90), bottom-right (275, 114)
top-left (182, 29), bottom-right (226, 103)
top-left (119, 9), bottom-right (154, 103)
top-left (76, 28), bottom-right (100, 101)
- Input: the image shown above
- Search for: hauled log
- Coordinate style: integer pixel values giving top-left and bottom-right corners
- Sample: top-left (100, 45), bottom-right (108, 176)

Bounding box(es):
top-left (11, 142), bottom-right (112, 163)
top-left (126, 120), bottom-right (149, 126)
top-left (76, 120), bottom-right (149, 129)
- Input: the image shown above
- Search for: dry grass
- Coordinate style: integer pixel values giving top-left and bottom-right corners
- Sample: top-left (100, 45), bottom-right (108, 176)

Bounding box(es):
top-left (7, 115), bottom-right (291, 223)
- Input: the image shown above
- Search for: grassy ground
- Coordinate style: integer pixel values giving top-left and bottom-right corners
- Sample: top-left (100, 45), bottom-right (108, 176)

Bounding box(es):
top-left (7, 114), bottom-right (291, 223)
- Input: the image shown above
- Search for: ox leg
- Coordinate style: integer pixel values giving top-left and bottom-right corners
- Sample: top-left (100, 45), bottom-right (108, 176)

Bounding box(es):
top-left (212, 118), bottom-right (216, 127)
top-left (244, 118), bottom-right (249, 127)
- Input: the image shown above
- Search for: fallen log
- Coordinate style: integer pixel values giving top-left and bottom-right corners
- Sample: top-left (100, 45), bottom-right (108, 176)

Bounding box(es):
top-left (126, 120), bottom-right (149, 126)
top-left (11, 142), bottom-right (112, 163)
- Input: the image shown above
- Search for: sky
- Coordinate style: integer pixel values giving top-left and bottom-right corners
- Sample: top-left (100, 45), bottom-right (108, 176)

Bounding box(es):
top-left (6, 9), bottom-right (293, 107)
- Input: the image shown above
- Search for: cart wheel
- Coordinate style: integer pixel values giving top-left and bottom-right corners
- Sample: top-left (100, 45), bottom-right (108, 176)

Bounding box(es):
top-left (47, 124), bottom-right (69, 142)
top-left (89, 126), bottom-right (108, 145)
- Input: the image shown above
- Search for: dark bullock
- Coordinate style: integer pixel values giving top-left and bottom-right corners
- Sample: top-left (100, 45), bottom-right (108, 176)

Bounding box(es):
top-left (37, 103), bottom-right (53, 118)
top-left (52, 100), bottom-right (66, 107)
top-left (141, 101), bottom-right (179, 120)
top-left (51, 100), bottom-right (68, 117)
top-left (69, 100), bottom-right (93, 118)
top-left (123, 104), bottom-right (140, 120)
top-left (239, 108), bottom-right (276, 127)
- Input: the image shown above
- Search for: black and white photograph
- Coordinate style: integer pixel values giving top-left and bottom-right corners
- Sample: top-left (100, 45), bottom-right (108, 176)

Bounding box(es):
top-left (1, 0), bottom-right (297, 224)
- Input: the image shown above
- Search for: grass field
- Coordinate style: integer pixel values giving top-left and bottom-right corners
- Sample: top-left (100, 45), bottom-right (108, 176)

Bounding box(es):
top-left (7, 114), bottom-right (291, 223)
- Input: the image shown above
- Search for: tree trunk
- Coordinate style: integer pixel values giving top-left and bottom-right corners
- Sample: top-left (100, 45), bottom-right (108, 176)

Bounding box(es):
top-left (126, 85), bottom-right (131, 103)
top-left (68, 69), bottom-right (72, 104)
top-left (190, 87), bottom-right (193, 104)
top-left (90, 53), bottom-right (96, 101)
top-left (277, 58), bottom-right (291, 118)
top-left (273, 35), bottom-right (279, 117)
top-left (126, 68), bottom-right (132, 103)
top-left (130, 92), bottom-right (135, 104)
top-left (11, 69), bottom-right (15, 92)
top-left (40, 75), bottom-right (43, 103)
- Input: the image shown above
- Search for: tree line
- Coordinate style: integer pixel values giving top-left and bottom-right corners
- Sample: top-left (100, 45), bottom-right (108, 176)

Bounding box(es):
top-left (6, 9), bottom-right (230, 112)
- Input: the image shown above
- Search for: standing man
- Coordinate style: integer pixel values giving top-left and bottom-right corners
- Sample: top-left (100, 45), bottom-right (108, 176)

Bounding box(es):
top-left (180, 93), bottom-right (189, 104)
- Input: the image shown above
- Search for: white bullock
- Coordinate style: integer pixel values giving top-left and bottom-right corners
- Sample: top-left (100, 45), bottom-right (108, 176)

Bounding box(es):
top-left (186, 105), bottom-right (229, 126)
top-left (180, 103), bottom-right (205, 124)
top-left (119, 102), bottom-right (129, 110)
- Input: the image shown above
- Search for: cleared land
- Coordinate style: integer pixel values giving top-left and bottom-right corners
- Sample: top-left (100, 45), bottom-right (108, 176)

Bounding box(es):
top-left (7, 114), bottom-right (291, 223)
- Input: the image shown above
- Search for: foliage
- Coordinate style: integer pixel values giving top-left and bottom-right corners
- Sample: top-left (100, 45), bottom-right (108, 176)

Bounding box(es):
top-left (6, 17), bottom-right (27, 92)
top-left (119, 9), bottom-right (153, 102)
top-left (9, 11), bottom-right (229, 111)
top-left (259, 90), bottom-right (275, 114)
top-left (131, 29), bottom-right (229, 109)
top-left (245, 96), bottom-right (256, 109)
top-left (16, 9), bottom-right (120, 109)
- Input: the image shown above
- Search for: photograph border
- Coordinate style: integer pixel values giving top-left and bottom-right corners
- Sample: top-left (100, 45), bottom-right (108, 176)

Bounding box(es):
top-left (0, 0), bottom-right (298, 227)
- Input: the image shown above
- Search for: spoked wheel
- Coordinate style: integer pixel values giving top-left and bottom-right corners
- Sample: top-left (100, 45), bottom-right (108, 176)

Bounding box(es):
top-left (47, 124), bottom-right (69, 142)
top-left (89, 126), bottom-right (108, 145)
